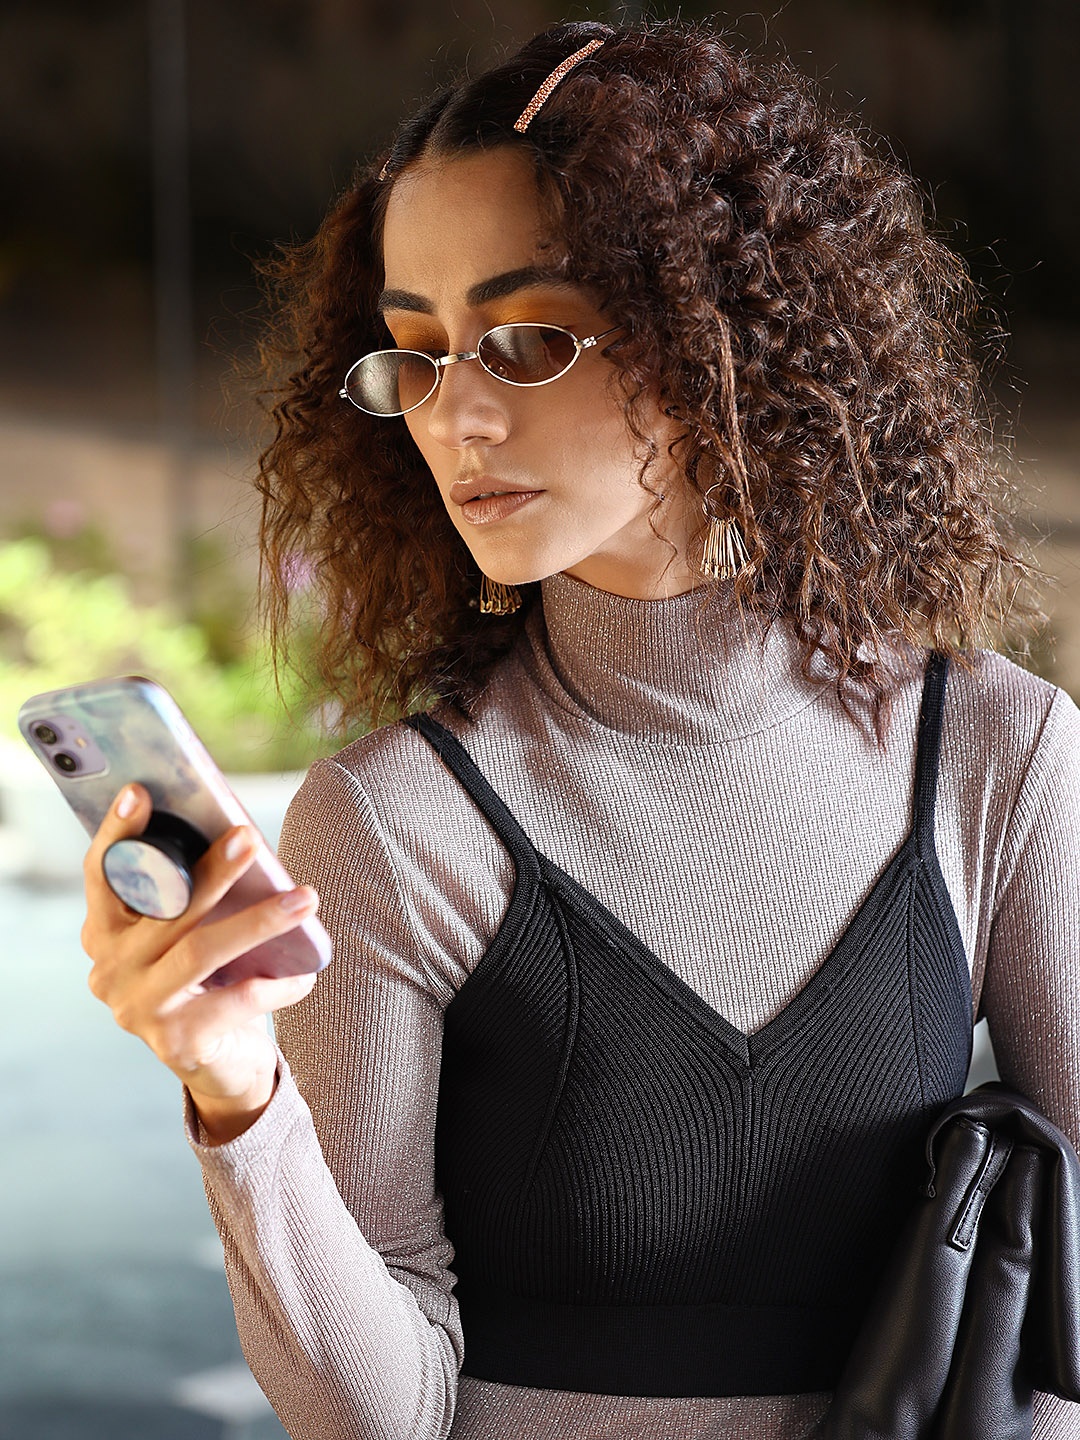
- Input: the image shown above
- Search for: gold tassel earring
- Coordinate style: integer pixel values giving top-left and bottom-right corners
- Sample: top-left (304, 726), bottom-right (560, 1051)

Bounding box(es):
top-left (479, 575), bottom-right (522, 616)
top-left (700, 488), bottom-right (749, 581)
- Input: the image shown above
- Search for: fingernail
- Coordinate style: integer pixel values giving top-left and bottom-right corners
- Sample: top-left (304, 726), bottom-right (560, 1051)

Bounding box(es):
top-left (225, 828), bottom-right (253, 862)
top-left (279, 887), bottom-right (315, 913)
top-left (116, 787), bottom-right (136, 819)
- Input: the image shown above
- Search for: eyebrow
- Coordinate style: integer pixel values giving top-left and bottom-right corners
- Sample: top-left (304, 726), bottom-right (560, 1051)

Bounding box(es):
top-left (376, 265), bottom-right (575, 315)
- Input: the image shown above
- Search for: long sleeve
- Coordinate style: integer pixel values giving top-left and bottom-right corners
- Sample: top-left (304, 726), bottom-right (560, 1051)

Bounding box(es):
top-left (979, 687), bottom-right (1080, 1437)
top-left (188, 757), bottom-right (464, 1440)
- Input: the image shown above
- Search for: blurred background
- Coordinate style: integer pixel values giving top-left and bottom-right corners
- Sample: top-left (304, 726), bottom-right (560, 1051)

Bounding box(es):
top-left (1, 1), bottom-right (1077, 1436)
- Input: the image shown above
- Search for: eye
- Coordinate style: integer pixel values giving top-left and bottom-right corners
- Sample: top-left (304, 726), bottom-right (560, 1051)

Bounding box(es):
top-left (386, 329), bottom-right (446, 359)
top-left (483, 351), bottom-right (516, 380)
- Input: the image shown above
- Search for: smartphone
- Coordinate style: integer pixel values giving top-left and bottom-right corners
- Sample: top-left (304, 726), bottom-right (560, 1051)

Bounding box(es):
top-left (18, 675), bottom-right (332, 988)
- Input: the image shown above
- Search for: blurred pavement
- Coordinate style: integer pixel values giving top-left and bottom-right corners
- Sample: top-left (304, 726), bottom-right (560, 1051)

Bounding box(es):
top-left (0, 878), bottom-right (288, 1440)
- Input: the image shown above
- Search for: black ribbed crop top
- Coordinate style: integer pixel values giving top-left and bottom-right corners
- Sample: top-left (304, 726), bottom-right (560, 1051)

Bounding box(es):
top-left (404, 652), bottom-right (973, 1398)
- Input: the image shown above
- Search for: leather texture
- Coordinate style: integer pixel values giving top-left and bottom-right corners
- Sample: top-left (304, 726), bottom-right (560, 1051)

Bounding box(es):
top-left (824, 1083), bottom-right (1080, 1439)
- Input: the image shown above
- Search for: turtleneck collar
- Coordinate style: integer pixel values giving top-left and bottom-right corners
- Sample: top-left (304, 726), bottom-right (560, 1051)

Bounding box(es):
top-left (526, 571), bottom-right (825, 743)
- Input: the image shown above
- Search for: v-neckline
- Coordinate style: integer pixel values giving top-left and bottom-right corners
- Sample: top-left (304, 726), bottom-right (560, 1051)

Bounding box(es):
top-left (541, 840), bottom-right (929, 1068)
top-left (455, 823), bottom-right (936, 1073)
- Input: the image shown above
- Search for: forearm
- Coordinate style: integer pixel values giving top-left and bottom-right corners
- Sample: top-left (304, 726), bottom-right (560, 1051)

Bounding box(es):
top-left (188, 1062), bottom-right (278, 1147)
top-left (189, 1062), bottom-right (461, 1440)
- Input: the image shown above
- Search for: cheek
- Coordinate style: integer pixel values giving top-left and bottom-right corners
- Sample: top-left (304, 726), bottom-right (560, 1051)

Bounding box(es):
top-left (403, 412), bottom-right (427, 452)
top-left (544, 384), bottom-right (635, 458)
top-left (403, 417), bottom-right (447, 481)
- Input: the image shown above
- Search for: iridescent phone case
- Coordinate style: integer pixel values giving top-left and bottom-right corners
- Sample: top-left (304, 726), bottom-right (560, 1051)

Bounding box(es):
top-left (18, 676), bottom-right (332, 987)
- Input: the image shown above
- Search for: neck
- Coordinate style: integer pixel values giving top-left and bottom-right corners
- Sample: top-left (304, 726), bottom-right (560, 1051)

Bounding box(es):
top-left (529, 572), bottom-right (824, 743)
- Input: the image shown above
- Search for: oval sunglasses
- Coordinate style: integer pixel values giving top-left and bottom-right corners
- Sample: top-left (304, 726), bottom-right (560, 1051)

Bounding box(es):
top-left (339, 322), bottom-right (625, 418)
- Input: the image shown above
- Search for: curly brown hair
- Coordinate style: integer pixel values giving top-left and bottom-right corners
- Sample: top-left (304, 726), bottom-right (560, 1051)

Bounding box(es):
top-left (255, 16), bottom-right (1036, 737)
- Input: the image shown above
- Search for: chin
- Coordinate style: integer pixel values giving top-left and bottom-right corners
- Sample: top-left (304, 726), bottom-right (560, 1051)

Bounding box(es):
top-left (471, 552), bottom-right (564, 589)
top-left (485, 570), bottom-right (550, 591)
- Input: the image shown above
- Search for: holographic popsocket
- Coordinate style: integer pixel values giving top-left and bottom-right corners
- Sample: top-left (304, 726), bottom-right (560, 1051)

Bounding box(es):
top-left (102, 812), bottom-right (210, 920)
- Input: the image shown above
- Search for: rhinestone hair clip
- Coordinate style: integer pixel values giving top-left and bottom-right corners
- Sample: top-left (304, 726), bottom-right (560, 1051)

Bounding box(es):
top-left (378, 37), bottom-right (606, 180)
top-left (513, 38), bottom-right (605, 133)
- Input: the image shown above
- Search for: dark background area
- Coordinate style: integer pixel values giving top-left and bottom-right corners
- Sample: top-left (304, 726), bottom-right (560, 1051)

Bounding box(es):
top-left (1, 0), bottom-right (1078, 421)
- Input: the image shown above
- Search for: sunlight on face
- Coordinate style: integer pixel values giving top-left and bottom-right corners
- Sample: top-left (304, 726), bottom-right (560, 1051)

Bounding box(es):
top-left (379, 146), bottom-right (699, 599)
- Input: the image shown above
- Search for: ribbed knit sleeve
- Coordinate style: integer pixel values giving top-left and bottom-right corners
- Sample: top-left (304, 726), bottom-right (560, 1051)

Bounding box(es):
top-left (189, 756), bottom-right (463, 1440)
top-left (980, 688), bottom-right (1080, 1439)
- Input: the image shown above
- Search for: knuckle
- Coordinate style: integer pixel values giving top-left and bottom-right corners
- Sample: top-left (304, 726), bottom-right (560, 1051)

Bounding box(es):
top-left (111, 1000), bottom-right (135, 1033)
top-left (259, 897), bottom-right (295, 936)
top-left (168, 931), bottom-right (198, 975)
top-left (256, 906), bottom-right (282, 938)
top-left (80, 906), bottom-right (111, 950)
top-left (156, 1032), bottom-right (192, 1073)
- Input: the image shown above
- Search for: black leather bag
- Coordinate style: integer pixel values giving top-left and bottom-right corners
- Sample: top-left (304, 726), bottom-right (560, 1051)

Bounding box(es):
top-left (824, 1084), bottom-right (1080, 1440)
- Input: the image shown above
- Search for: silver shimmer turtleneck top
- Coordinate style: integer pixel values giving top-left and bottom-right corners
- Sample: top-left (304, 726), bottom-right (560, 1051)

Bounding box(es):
top-left (188, 571), bottom-right (1080, 1439)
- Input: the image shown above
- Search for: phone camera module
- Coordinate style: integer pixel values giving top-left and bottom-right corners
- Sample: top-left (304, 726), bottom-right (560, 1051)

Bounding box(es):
top-left (27, 717), bottom-right (107, 778)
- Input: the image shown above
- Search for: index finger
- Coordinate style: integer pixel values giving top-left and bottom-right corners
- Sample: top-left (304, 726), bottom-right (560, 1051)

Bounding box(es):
top-left (82, 783), bottom-right (152, 912)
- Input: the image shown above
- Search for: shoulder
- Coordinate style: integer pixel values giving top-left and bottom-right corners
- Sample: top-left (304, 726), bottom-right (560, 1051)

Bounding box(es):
top-left (297, 715), bottom-right (438, 798)
top-left (279, 704), bottom-right (517, 1001)
top-left (280, 697), bottom-right (512, 896)
top-left (940, 649), bottom-right (1079, 849)
top-left (942, 648), bottom-right (1074, 773)
top-left (281, 714), bottom-right (453, 865)
top-left (946, 646), bottom-right (1058, 725)
top-left (288, 654), bottom-right (532, 823)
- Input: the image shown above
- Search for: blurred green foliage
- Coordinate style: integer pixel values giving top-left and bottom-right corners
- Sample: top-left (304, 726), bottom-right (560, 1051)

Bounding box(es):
top-left (0, 537), bottom-right (340, 772)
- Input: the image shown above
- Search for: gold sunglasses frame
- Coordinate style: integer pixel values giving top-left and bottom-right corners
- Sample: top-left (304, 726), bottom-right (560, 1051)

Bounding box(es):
top-left (339, 322), bottom-right (625, 417)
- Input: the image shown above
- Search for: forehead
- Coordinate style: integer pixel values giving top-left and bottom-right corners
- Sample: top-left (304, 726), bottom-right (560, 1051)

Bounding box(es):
top-left (381, 148), bottom-right (551, 299)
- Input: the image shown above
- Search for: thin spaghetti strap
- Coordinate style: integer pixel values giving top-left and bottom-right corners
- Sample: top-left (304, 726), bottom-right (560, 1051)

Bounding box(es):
top-left (404, 712), bottom-right (541, 880)
top-left (912, 652), bottom-right (950, 858)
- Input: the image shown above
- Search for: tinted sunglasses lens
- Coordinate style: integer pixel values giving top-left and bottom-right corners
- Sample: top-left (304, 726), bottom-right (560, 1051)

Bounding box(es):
top-left (478, 326), bottom-right (579, 384)
top-left (345, 352), bottom-right (438, 415)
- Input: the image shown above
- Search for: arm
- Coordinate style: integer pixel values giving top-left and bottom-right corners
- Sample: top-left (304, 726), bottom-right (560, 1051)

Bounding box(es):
top-left (189, 757), bottom-right (464, 1440)
top-left (980, 687), bottom-right (1080, 1438)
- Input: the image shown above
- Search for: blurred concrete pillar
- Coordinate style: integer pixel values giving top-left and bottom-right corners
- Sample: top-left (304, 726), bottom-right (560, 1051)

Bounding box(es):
top-left (149, 0), bottom-right (196, 613)
top-left (998, 0), bottom-right (1044, 288)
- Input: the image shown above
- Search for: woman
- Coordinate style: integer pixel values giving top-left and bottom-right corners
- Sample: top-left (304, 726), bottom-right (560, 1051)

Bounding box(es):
top-left (81, 18), bottom-right (1080, 1439)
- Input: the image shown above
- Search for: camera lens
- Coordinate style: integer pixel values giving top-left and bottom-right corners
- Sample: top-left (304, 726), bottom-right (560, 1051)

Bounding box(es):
top-left (33, 723), bottom-right (59, 745)
top-left (53, 752), bottom-right (78, 774)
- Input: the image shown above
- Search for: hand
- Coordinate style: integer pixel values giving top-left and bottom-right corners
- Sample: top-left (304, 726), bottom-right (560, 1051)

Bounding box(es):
top-left (81, 783), bottom-right (321, 1143)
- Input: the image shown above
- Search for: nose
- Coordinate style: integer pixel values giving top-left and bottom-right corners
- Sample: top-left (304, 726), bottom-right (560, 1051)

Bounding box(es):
top-left (421, 355), bottom-right (511, 449)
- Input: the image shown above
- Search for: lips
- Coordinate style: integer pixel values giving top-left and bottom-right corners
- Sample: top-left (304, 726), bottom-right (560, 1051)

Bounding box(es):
top-left (449, 476), bottom-right (543, 526)
top-left (449, 477), bottom-right (537, 506)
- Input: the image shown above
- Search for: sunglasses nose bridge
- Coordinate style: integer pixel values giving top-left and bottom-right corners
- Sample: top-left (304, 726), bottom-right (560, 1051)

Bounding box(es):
top-left (427, 349), bottom-right (486, 403)
top-left (433, 349), bottom-right (480, 372)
